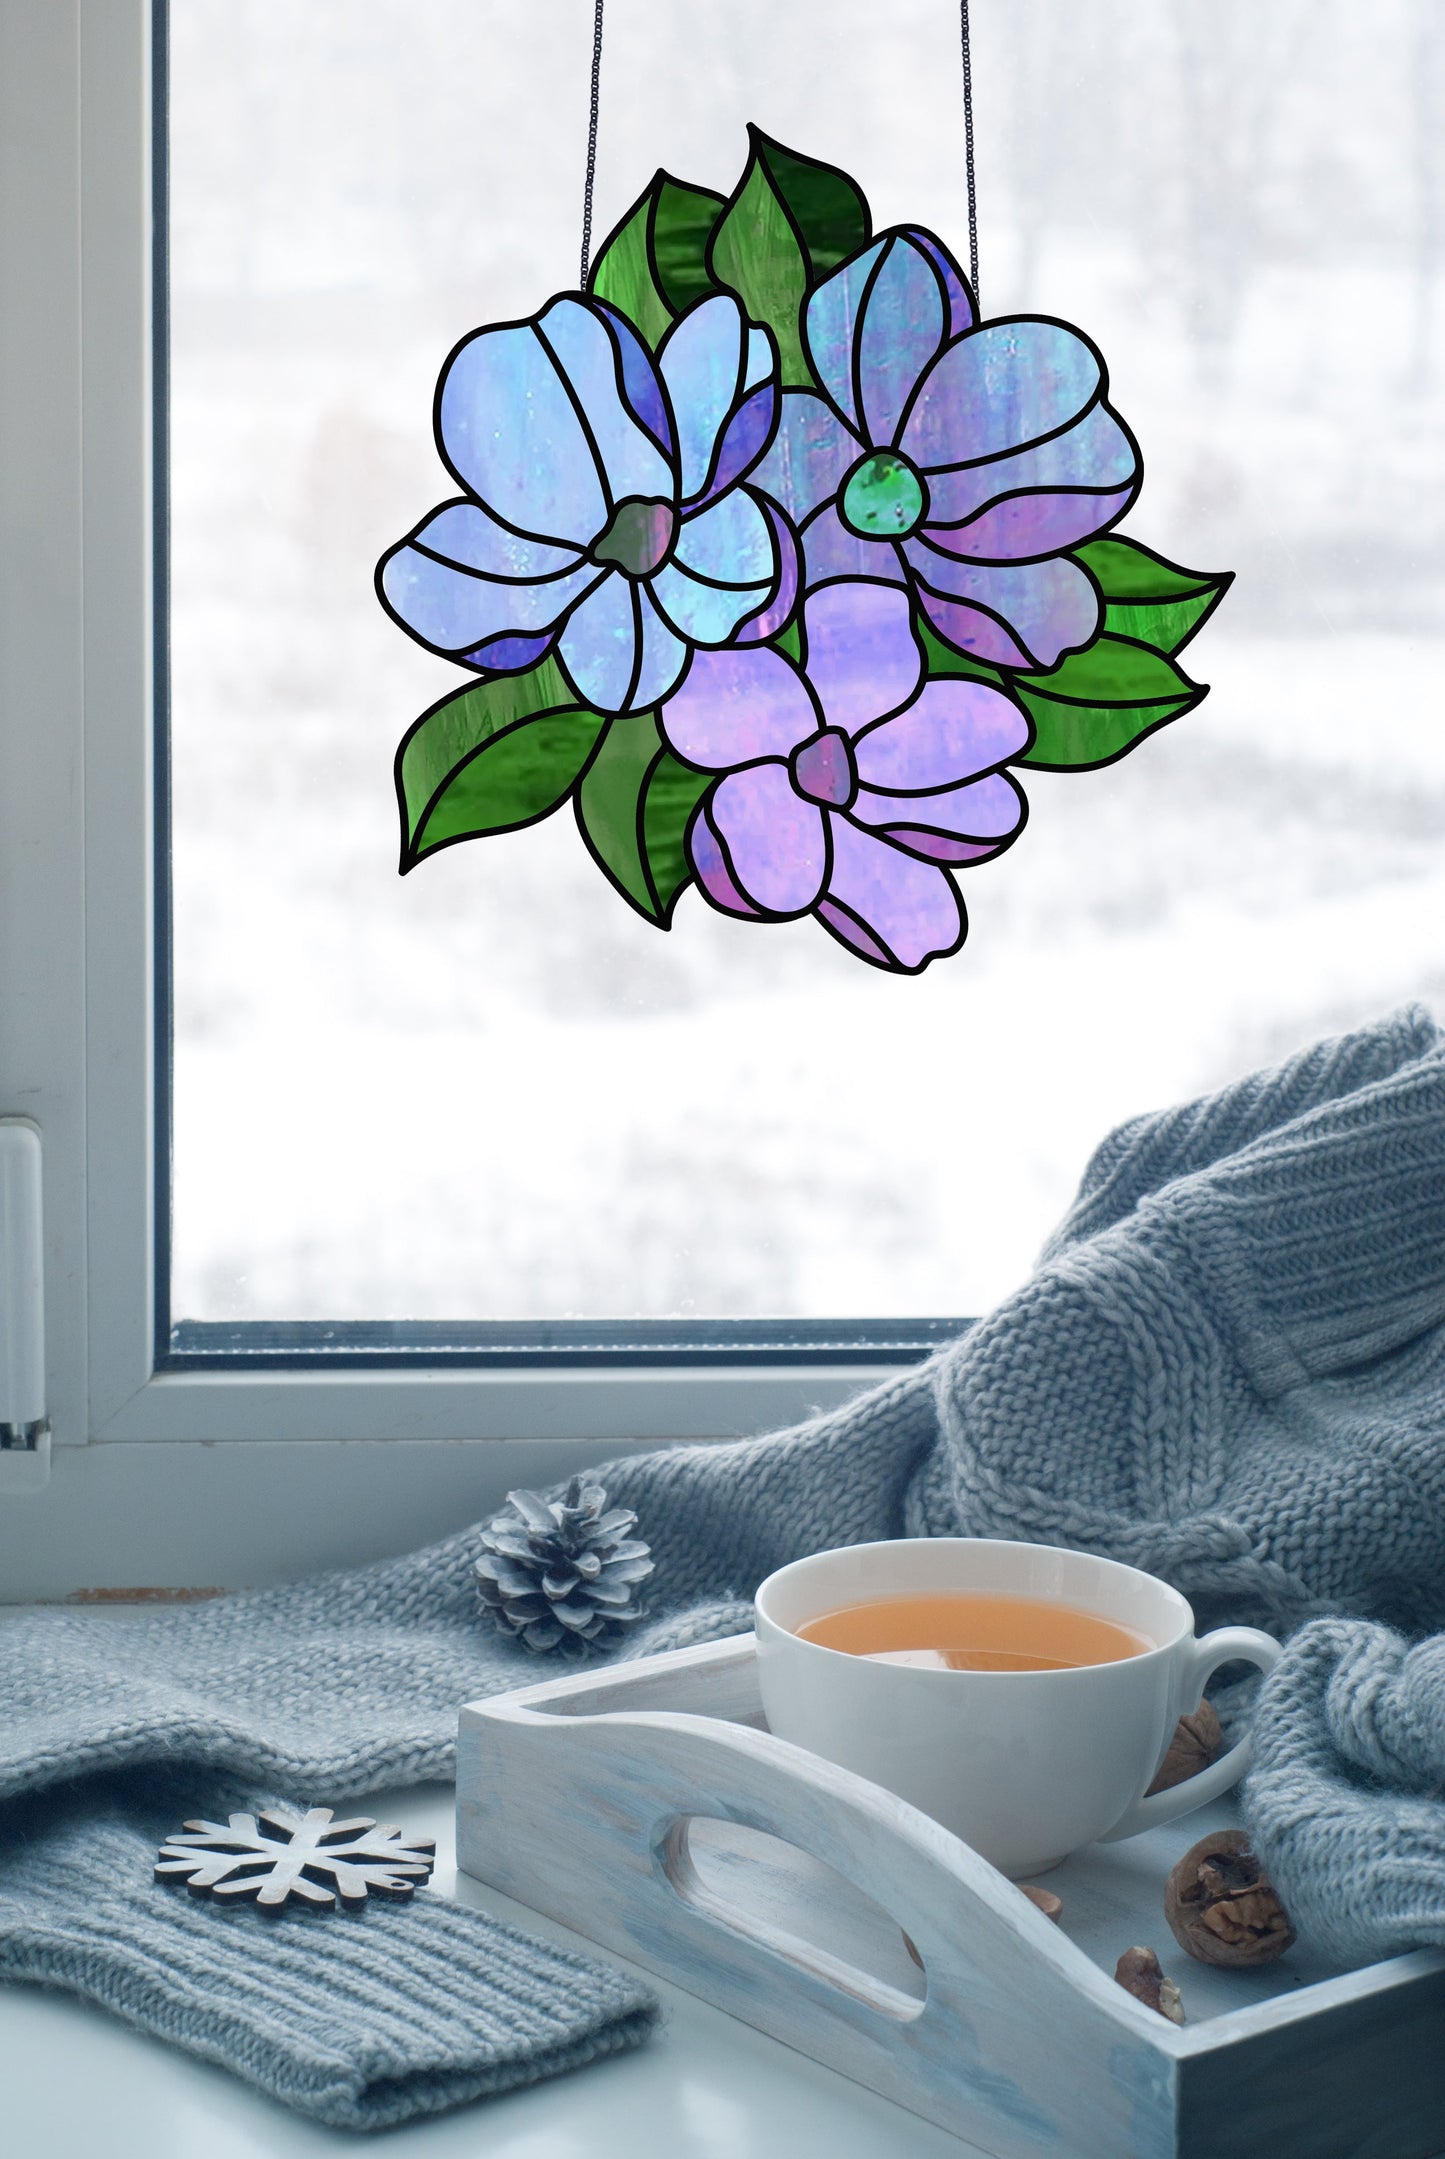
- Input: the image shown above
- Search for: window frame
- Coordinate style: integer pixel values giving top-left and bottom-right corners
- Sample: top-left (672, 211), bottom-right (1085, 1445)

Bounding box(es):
top-left (1, 0), bottom-right (923, 1487)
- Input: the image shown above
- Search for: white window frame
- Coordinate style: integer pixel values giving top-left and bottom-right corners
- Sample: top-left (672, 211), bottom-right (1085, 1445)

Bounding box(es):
top-left (0, 1), bottom-right (908, 1586)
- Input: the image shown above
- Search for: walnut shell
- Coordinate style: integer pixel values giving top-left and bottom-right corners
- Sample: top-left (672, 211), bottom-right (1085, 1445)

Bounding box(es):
top-left (1146, 1700), bottom-right (1224, 1795)
top-left (1164, 1828), bottom-right (1295, 1966)
top-left (1114, 1945), bottom-right (1185, 2024)
top-left (1019, 1884), bottom-right (1063, 1923)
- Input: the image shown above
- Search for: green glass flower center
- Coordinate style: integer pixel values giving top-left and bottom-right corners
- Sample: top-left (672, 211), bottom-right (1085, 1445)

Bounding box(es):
top-left (590, 497), bottom-right (676, 579)
top-left (840, 452), bottom-right (926, 540)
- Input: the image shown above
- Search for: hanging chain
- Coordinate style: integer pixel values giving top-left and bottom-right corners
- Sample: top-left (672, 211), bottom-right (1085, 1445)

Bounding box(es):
top-left (579, 0), bottom-right (606, 288)
top-left (582, 1), bottom-right (972, 300)
top-left (960, 0), bottom-right (980, 306)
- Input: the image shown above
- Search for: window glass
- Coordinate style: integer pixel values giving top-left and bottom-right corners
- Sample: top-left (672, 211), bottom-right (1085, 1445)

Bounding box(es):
top-left (168, 0), bottom-right (1444, 1331)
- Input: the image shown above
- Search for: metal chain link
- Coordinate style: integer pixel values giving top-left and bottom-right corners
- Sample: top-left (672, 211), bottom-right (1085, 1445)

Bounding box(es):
top-left (960, 0), bottom-right (980, 306)
top-left (581, 2), bottom-right (976, 302)
top-left (579, 0), bottom-right (605, 287)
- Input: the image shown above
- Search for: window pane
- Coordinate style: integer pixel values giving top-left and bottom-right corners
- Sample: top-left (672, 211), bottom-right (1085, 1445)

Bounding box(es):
top-left (168, 0), bottom-right (1444, 1329)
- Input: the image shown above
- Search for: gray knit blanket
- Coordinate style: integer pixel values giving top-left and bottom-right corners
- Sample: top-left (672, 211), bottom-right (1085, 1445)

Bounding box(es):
top-left (3, 1004), bottom-right (1444, 2123)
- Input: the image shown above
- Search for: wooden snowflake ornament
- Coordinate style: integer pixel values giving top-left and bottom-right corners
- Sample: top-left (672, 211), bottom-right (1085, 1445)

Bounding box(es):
top-left (155, 1806), bottom-right (437, 1912)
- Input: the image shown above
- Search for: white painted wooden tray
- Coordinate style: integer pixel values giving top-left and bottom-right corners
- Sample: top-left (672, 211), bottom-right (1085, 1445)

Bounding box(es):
top-left (456, 1635), bottom-right (1445, 2159)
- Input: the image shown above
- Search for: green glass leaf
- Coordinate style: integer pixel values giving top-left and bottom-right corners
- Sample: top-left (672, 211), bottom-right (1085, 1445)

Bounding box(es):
top-left (397, 658), bottom-right (608, 867)
top-left (708, 145), bottom-right (812, 387)
top-left (1074, 535), bottom-right (1234, 657)
top-left (651, 175), bottom-right (726, 314)
top-left (1014, 634), bottom-right (1204, 771)
top-left (576, 710), bottom-right (710, 925)
top-left (752, 131), bottom-right (870, 279)
top-left (770, 618), bottom-right (803, 665)
top-left (588, 193), bottom-right (674, 350)
top-left (641, 749), bottom-right (712, 922)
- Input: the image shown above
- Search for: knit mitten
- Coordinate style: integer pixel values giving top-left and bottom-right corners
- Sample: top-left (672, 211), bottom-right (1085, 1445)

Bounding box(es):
top-left (0, 1353), bottom-right (935, 2128)
top-left (1245, 1619), bottom-right (1445, 1968)
top-left (910, 1014), bottom-right (1445, 1634)
top-left (0, 1769), bottom-right (656, 2129)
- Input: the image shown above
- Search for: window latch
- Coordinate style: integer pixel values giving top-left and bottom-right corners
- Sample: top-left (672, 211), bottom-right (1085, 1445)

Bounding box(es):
top-left (0, 1120), bottom-right (50, 1490)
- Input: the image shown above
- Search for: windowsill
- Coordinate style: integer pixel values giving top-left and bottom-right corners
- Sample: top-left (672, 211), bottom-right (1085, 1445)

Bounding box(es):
top-left (0, 1609), bottom-right (981, 2159)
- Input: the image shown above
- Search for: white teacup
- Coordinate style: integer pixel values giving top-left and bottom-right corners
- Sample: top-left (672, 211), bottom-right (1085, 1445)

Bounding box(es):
top-left (753, 1537), bottom-right (1281, 1878)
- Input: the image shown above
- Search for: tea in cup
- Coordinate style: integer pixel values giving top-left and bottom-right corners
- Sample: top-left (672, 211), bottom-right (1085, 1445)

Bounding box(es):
top-left (753, 1537), bottom-right (1281, 1877)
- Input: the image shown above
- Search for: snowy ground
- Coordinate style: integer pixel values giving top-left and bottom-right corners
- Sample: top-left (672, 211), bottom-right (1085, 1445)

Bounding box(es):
top-left (167, 0), bottom-right (1445, 1324)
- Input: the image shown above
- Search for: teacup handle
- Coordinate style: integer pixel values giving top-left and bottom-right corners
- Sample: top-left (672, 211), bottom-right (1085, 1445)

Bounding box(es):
top-left (1095, 1625), bottom-right (1282, 1844)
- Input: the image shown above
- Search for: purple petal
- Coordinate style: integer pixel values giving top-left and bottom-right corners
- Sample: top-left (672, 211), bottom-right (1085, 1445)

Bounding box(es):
top-left (899, 227), bottom-right (976, 340)
top-left (821, 817), bottom-right (965, 971)
top-left (857, 234), bottom-right (948, 448)
top-left (922, 401), bottom-right (1139, 556)
top-left (705, 764), bottom-right (827, 917)
top-left (898, 321), bottom-right (1103, 474)
top-left (906, 545), bottom-right (1101, 670)
top-left (593, 299), bottom-right (674, 460)
top-left (852, 678), bottom-right (1029, 791)
top-left (916, 594), bottom-right (1032, 670)
top-left (735, 499), bottom-right (800, 646)
top-left (459, 629), bottom-right (557, 672)
top-left (802, 583), bottom-right (922, 734)
top-left (693, 385), bottom-right (777, 509)
top-left (852, 770), bottom-right (1026, 847)
top-left (749, 391), bottom-right (860, 524)
top-left (928, 487), bottom-right (1135, 563)
top-left (800, 501), bottom-right (907, 592)
top-left (815, 900), bottom-right (893, 966)
top-left (689, 813), bottom-right (761, 917)
top-left (660, 645), bottom-right (818, 771)
top-left (863, 832), bottom-right (1004, 865)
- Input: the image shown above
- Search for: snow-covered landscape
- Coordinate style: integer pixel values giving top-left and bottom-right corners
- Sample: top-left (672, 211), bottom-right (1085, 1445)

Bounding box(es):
top-left (168, 0), bottom-right (1445, 1325)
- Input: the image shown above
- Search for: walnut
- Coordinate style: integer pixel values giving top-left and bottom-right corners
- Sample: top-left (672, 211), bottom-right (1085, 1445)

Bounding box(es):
top-left (1145, 1700), bottom-right (1223, 1795)
top-left (1164, 1828), bottom-right (1295, 1966)
top-left (1114, 1945), bottom-right (1185, 2024)
top-left (1019, 1884), bottom-right (1063, 1923)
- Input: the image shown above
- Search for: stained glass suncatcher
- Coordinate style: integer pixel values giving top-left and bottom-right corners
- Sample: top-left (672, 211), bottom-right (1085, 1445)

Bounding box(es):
top-left (377, 131), bottom-right (1231, 974)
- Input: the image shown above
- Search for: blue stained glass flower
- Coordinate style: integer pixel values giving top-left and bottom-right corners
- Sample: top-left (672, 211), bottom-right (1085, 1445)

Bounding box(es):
top-left (376, 292), bottom-right (793, 715)
top-left (750, 228), bottom-right (1142, 671)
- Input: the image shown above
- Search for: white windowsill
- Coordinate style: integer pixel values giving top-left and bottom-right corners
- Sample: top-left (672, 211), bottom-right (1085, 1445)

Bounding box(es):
top-left (0, 1608), bottom-right (980, 2159)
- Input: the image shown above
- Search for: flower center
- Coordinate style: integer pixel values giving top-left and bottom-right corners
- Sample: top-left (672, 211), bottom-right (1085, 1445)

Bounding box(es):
top-left (791, 728), bottom-right (856, 809)
top-left (840, 451), bottom-right (926, 540)
top-left (590, 497), bottom-right (676, 578)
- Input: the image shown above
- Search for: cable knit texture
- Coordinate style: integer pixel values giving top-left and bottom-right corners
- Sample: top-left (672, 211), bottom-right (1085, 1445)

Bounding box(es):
top-left (4, 1003), bottom-right (1445, 2114)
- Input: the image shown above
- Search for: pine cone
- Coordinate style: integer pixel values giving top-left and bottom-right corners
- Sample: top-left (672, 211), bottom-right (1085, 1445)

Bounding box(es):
top-left (474, 1478), bottom-right (654, 1656)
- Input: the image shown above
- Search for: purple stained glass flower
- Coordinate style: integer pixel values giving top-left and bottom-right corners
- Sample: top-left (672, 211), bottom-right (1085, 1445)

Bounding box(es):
top-left (659, 582), bottom-right (1030, 973)
top-left (750, 228), bottom-right (1141, 673)
top-left (376, 292), bottom-right (795, 716)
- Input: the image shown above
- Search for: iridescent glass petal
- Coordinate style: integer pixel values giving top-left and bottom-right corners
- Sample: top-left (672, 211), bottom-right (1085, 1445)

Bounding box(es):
top-left (661, 645), bottom-right (818, 771)
top-left (852, 677), bottom-right (1029, 791)
top-left (438, 323), bottom-right (606, 546)
top-left (707, 763), bottom-right (827, 916)
top-left (899, 321), bottom-right (1103, 472)
top-left (823, 816), bottom-right (964, 971)
top-left (802, 582), bottom-right (921, 733)
top-left (857, 235), bottom-right (946, 449)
